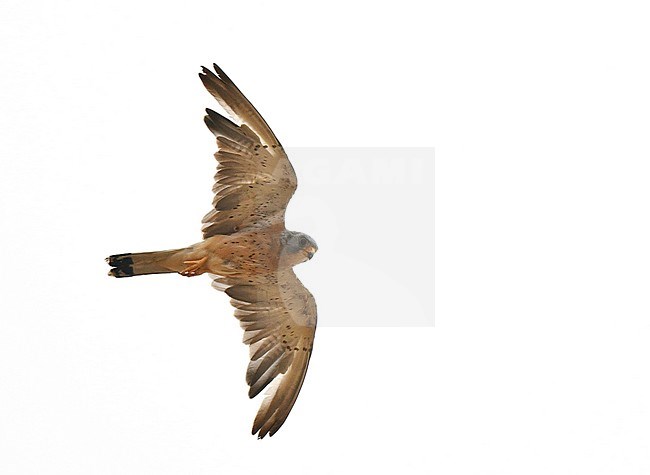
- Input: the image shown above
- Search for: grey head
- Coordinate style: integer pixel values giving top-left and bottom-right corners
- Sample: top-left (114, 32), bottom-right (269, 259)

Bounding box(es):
top-left (280, 230), bottom-right (318, 264)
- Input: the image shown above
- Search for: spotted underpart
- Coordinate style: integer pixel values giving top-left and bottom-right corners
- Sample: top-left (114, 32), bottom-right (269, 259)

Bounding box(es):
top-left (199, 64), bottom-right (318, 439)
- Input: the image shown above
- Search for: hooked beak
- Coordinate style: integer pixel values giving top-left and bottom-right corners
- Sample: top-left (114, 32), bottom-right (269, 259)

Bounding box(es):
top-left (305, 246), bottom-right (317, 260)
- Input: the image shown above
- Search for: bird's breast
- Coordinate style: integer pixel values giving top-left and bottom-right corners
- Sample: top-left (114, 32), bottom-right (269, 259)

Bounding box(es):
top-left (202, 232), bottom-right (281, 276)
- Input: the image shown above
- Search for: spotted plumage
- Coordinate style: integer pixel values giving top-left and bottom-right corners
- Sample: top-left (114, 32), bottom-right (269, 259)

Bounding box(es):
top-left (106, 63), bottom-right (318, 438)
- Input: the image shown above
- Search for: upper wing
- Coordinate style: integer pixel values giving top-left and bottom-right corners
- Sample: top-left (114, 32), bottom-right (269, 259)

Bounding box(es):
top-left (213, 269), bottom-right (317, 438)
top-left (199, 64), bottom-right (297, 237)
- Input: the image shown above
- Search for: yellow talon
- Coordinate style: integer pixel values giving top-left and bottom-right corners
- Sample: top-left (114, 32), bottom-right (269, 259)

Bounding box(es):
top-left (181, 256), bottom-right (208, 276)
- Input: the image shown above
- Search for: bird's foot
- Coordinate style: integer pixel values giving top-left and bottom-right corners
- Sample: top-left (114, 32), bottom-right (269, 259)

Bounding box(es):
top-left (180, 256), bottom-right (208, 276)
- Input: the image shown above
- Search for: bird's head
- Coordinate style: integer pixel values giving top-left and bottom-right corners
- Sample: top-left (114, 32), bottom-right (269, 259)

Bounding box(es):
top-left (280, 230), bottom-right (318, 265)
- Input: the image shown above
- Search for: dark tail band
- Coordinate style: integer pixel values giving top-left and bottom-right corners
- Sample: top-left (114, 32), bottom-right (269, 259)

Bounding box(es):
top-left (106, 253), bottom-right (135, 278)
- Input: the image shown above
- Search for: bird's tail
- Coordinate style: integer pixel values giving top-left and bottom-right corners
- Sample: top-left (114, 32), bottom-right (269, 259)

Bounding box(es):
top-left (106, 249), bottom-right (184, 278)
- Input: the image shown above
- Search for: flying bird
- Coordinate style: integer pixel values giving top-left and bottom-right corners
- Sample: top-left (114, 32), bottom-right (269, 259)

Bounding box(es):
top-left (106, 63), bottom-right (318, 438)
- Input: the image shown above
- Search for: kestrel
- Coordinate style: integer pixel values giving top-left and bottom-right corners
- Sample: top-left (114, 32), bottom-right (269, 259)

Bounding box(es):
top-left (106, 63), bottom-right (318, 438)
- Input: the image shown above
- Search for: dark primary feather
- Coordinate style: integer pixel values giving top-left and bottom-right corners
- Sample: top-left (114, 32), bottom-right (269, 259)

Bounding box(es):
top-left (200, 64), bottom-right (280, 148)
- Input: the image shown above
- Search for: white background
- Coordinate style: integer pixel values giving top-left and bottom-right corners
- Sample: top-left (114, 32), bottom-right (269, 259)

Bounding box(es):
top-left (1, 1), bottom-right (649, 474)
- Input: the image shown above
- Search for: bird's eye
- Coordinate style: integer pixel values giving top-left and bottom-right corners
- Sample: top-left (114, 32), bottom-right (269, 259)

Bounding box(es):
top-left (299, 237), bottom-right (308, 247)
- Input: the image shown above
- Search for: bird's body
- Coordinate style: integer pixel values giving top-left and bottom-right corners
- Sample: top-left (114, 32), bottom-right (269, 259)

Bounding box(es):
top-left (109, 225), bottom-right (313, 278)
top-left (106, 64), bottom-right (318, 438)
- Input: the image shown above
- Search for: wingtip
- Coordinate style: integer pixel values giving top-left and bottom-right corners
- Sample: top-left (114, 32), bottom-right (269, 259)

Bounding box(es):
top-left (212, 63), bottom-right (231, 82)
top-left (252, 419), bottom-right (264, 437)
top-left (204, 108), bottom-right (222, 126)
top-left (199, 67), bottom-right (218, 87)
top-left (254, 425), bottom-right (279, 439)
